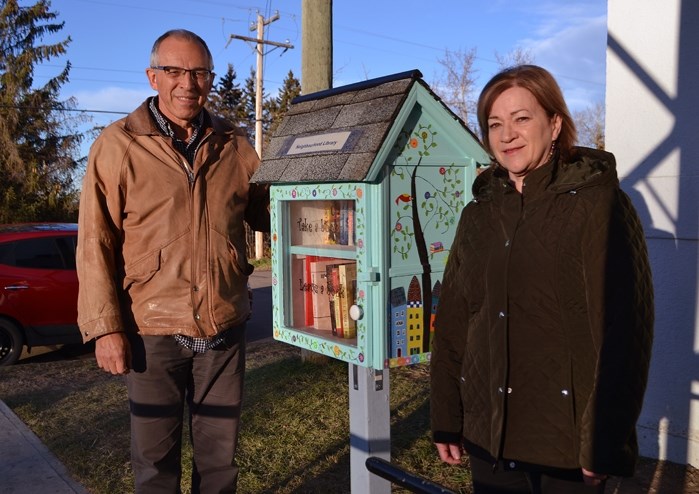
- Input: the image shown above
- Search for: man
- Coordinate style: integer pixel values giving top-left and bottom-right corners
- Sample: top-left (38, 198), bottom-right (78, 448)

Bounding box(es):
top-left (77, 29), bottom-right (269, 493)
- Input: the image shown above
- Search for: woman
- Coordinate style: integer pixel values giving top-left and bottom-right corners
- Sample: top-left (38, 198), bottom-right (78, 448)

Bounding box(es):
top-left (430, 65), bottom-right (654, 493)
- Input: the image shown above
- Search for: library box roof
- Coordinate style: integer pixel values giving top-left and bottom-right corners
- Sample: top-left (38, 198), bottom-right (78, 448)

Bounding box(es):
top-left (250, 69), bottom-right (489, 184)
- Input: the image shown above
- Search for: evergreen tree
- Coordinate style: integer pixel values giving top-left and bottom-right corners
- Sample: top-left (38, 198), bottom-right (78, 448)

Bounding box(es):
top-left (208, 63), bottom-right (247, 131)
top-left (0, 0), bottom-right (85, 223)
top-left (266, 70), bottom-right (301, 143)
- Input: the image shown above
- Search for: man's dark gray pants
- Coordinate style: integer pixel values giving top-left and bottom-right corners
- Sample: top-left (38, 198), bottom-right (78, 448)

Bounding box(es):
top-left (126, 328), bottom-right (245, 493)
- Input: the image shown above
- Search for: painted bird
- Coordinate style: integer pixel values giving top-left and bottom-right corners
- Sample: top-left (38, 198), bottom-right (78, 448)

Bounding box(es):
top-left (395, 193), bottom-right (412, 205)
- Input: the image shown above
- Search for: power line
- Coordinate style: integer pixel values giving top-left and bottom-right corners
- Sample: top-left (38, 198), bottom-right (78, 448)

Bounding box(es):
top-left (0, 104), bottom-right (128, 116)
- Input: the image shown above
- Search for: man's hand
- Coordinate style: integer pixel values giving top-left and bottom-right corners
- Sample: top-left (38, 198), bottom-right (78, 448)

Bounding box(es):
top-left (95, 332), bottom-right (131, 375)
top-left (435, 442), bottom-right (462, 465)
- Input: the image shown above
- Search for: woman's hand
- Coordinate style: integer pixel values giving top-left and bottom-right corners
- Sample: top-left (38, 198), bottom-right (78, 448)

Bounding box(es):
top-left (435, 442), bottom-right (463, 465)
top-left (582, 468), bottom-right (608, 486)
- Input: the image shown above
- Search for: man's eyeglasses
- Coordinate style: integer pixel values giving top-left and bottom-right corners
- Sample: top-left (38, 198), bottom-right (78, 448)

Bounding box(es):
top-left (151, 66), bottom-right (215, 83)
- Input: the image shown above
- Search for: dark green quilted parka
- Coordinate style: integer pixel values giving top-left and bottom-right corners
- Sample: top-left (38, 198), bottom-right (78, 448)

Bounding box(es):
top-left (430, 146), bottom-right (654, 476)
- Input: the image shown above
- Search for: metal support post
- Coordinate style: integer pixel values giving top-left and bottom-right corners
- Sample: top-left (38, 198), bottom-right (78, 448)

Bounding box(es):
top-left (349, 364), bottom-right (391, 493)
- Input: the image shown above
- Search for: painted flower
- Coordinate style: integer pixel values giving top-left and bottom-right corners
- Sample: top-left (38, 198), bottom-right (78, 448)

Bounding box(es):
top-left (332, 188), bottom-right (338, 196)
top-left (409, 138), bottom-right (418, 148)
top-left (272, 276), bottom-right (278, 286)
top-left (291, 189), bottom-right (297, 198)
top-left (359, 290), bottom-right (365, 298)
top-left (424, 191), bottom-right (431, 199)
top-left (312, 189), bottom-right (317, 197)
top-left (333, 345), bottom-right (341, 357)
top-left (359, 353), bottom-right (364, 363)
top-left (356, 188), bottom-right (363, 199)
top-left (357, 239), bottom-right (364, 248)
top-left (421, 131), bottom-right (429, 139)
top-left (272, 233), bottom-right (277, 242)
top-left (395, 222), bottom-right (402, 231)
top-left (439, 167), bottom-right (446, 175)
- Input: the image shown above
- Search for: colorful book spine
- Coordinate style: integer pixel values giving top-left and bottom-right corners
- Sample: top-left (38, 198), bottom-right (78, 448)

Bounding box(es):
top-left (338, 262), bottom-right (357, 338)
top-left (304, 255), bottom-right (315, 326)
top-left (347, 202), bottom-right (354, 246)
top-left (326, 263), bottom-right (344, 337)
top-left (339, 201), bottom-right (348, 245)
top-left (309, 258), bottom-right (334, 330)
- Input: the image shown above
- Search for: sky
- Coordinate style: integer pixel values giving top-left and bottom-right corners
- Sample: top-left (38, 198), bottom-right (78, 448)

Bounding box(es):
top-left (32, 0), bottom-right (608, 155)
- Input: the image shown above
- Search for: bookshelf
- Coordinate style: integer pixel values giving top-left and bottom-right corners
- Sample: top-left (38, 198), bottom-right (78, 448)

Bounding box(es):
top-left (285, 199), bottom-right (360, 345)
top-left (269, 183), bottom-right (372, 367)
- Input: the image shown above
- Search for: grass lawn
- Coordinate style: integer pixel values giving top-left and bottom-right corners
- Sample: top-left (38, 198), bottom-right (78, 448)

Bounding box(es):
top-left (0, 339), bottom-right (470, 493)
top-left (1, 338), bottom-right (696, 493)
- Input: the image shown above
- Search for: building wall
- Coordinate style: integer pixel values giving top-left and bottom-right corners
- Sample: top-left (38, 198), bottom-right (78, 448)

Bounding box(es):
top-left (606, 0), bottom-right (699, 467)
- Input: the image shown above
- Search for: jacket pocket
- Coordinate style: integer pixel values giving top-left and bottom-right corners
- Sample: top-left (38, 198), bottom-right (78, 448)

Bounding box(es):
top-left (227, 239), bottom-right (254, 276)
top-left (123, 250), bottom-right (161, 290)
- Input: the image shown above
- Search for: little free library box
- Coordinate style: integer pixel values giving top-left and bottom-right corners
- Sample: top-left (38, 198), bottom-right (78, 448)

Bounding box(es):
top-left (251, 70), bottom-right (489, 370)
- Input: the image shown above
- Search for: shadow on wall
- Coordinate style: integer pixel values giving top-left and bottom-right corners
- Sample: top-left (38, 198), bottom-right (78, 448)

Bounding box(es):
top-left (608, 0), bottom-right (699, 486)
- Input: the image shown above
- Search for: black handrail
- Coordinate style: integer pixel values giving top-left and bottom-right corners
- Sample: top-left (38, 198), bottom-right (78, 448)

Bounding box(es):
top-left (365, 456), bottom-right (458, 494)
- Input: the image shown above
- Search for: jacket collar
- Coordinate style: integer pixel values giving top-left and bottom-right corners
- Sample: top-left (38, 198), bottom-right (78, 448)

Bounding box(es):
top-left (473, 146), bottom-right (618, 202)
top-left (123, 98), bottom-right (232, 138)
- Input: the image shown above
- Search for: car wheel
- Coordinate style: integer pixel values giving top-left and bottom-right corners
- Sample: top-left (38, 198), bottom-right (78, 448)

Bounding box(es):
top-left (0, 319), bottom-right (24, 366)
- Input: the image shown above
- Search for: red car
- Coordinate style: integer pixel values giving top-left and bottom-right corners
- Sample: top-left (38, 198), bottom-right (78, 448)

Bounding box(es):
top-left (0, 223), bottom-right (81, 366)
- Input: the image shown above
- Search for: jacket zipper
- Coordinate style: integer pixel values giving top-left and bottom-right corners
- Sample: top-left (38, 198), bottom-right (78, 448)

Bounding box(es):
top-left (188, 131), bottom-right (213, 337)
top-left (493, 191), bottom-right (522, 468)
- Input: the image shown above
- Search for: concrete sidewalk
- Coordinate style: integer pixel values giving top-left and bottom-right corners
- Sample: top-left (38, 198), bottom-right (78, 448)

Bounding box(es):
top-left (0, 399), bottom-right (90, 493)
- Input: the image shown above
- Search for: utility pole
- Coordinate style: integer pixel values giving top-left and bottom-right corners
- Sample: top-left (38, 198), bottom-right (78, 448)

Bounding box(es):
top-left (301, 0), bottom-right (332, 93)
top-left (228, 12), bottom-right (293, 259)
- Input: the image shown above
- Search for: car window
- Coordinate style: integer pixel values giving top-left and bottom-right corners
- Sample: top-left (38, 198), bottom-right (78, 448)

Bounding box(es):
top-left (55, 236), bottom-right (77, 269)
top-left (0, 237), bottom-right (73, 270)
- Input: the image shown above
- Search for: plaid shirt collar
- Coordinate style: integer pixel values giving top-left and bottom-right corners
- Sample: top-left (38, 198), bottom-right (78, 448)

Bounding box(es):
top-left (148, 96), bottom-right (205, 164)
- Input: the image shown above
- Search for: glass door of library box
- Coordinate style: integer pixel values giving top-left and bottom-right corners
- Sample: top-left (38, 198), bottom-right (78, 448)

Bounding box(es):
top-left (270, 183), bottom-right (381, 368)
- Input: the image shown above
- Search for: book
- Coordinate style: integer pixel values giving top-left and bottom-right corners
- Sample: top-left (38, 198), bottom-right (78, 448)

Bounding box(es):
top-left (309, 258), bottom-right (335, 330)
top-left (291, 255), bottom-right (310, 327)
top-left (338, 262), bottom-right (357, 338)
top-left (339, 201), bottom-right (348, 245)
top-left (302, 255), bottom-right (316, 326)
top-left (326, 263), bottom-right (344, 337)
top-left (347, 203), bottom-right (354, 246)
top-left (323, 201), bottom-right (338, 245)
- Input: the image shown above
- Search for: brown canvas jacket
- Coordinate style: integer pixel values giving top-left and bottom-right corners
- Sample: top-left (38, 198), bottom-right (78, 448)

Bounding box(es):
top-left (430, 147), bottom-right (654, 476)
top-left (77, 100), bottom-right (270, 342)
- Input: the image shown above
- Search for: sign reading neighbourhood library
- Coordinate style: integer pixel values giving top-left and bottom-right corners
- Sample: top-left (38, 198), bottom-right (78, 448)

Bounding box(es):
top-left (286, 131), bottom-right (352, 155)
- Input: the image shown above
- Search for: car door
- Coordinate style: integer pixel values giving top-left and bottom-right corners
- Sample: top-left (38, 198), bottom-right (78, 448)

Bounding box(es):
top-left (0, 235), bottom-right (79, 335)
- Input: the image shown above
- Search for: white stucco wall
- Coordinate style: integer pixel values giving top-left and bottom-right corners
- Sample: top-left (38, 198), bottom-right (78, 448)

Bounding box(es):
top-left (606, 0), bottom-right (699, 468)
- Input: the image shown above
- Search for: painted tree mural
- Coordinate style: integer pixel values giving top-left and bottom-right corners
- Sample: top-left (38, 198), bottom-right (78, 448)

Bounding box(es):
top-left (390, 123), bottom-right (465, 352)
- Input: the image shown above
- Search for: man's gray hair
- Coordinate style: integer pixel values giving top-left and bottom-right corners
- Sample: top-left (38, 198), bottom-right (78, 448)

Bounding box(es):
top-left (150, 29), bottom-right (214, 70)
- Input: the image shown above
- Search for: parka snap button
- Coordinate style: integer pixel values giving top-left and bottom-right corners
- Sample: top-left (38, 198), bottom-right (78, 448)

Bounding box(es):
top-left (505, 240), bottom-right (510, 247)
top-left (460, 377), bottom-right (466, 382)
top-left (498, 311), bottom-right (506, 318)
top-left (561, 389), bottom-right (569, 396)
top-left (509, 461), bottom-right (516, 468)
top-left (194, 313), bottom-right (201, 320)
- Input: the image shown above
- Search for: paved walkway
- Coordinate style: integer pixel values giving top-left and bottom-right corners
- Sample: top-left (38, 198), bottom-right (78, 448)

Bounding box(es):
top-left (0, 400), bottom-right (89, 493)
